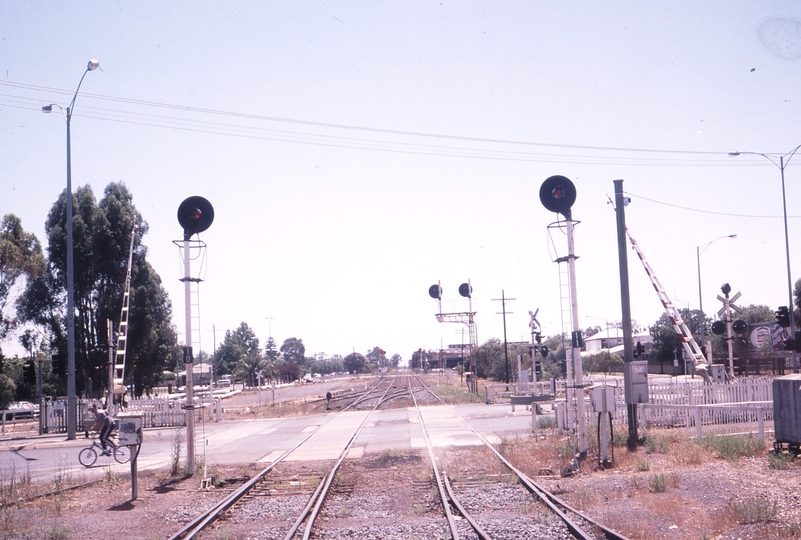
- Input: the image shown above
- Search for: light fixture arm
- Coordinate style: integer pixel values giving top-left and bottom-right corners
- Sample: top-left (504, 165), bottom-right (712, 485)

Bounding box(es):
top-left (41, 60), bottom-right (99, 440)
top-left (729, 145), bottom-right (798, 372)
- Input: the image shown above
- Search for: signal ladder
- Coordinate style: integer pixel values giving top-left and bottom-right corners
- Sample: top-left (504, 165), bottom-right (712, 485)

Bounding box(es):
top-left (188, 280), bottom-right (203, 355)
top-left (549, 220), bottom-right (579, 436)
top-left (112, 227), bottom-right (136, 395)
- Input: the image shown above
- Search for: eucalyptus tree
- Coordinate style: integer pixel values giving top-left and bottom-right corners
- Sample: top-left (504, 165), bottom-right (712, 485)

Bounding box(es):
top-left (0, 214), bottom-right (45, 350)
top-left (213, 322), bottom-right (259, 376)
top-left (17, 182), bottom-right (177, 396)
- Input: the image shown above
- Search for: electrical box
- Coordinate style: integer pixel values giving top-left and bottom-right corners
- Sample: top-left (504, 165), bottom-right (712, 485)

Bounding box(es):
top-left (773, 374), bottom-right (801, 445)
top-left (116, 412), bottom-right (143, 446)
top-left (623, 361), bottom-right (649, 404)
top-left (590, 384), bottom-right (616, 413)
top-left (709, 364), bottom-right (726, 383)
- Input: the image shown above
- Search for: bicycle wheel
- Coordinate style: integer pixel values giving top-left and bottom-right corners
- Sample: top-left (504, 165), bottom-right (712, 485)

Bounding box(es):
top-left (78, 447), bottom-right (98, 467)
top-left (113, 445), bottom-right (130, 464)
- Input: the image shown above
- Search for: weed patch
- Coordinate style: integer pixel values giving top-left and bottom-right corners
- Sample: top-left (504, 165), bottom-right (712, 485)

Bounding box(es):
top-left (671, 439), bottom-right (710, 466)
top-left (537, 415), bottom-right (557, 429)
top-left (648, 473), bottom-right (668, 493)
top-left (696, 434), bottom-right (763, 463)
top-left (767, 451), bottom-right (794, 470)
top-left (556, 440), bottom-right (575, 459)
top-left (644, 434), bottom-right (672, 454)
top-left (732, 497), bottom-right (777, 524)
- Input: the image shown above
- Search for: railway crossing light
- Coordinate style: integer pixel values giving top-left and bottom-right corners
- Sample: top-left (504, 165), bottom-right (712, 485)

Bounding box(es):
top-left (777, 306), bottom-right (791, 327)
top-left (458, 282), bottom-right (472, 298)
top-left (428, 284), bottom-right (442, 299)
top-left (711, 320), bottom-right (726, 335)
top-left (733, 320), bottom-right (748, 334)
top-left (540, 346), bottom-right (549, 357)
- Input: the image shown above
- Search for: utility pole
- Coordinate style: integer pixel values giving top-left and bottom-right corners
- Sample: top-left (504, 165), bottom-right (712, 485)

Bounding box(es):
top-left (613, 179), bottom-right (638, 450)
top-left (492, 290), bottom-right (515, 384)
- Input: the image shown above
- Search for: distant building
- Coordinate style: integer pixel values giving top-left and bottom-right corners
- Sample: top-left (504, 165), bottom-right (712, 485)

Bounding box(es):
top-left (583, 329), bottom-right (653, 356)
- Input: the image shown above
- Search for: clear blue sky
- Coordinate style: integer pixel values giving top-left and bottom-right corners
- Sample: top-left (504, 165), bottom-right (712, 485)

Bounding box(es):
top-left (2, 2), bottom-right (801, 363)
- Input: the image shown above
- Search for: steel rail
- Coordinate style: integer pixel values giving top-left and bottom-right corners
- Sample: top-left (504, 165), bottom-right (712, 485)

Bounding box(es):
top-left (421, 380), bottom-right (629, 540)
top-left (412, 375), bottom-right (442, 402)
top-left (441, 472), bottom-right (494, 540)
top-left (342, 377), bottom-right (395, 410)
top-left (409, 376), bottom-right (462, 540)
top-left (166, 378), bottom-right (390, 540)
top-left (288, 377), bottom-right (398, 540)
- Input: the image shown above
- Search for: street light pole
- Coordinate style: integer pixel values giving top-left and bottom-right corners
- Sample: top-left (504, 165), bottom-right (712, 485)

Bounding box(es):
top-left (697, 234), bottom-right (737, 355)
top-left (43, 60), bottom-right (100, 440)
top-left (730, 146), bottom-right (801, 372)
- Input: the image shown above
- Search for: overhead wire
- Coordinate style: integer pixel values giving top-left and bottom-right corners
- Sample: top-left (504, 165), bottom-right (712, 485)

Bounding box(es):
top-left (625, 191), bottom-right (801, 219)
top-left (0, 79), bottom-right (770, 166)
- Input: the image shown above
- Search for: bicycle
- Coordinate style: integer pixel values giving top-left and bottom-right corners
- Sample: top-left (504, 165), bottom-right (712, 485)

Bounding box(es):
top-left (78, 436), bottom-right (130, 467)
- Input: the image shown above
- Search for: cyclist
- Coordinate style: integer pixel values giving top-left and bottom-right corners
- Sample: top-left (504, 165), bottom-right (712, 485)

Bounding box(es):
top-left (88, 403), bottom-right (115, 455)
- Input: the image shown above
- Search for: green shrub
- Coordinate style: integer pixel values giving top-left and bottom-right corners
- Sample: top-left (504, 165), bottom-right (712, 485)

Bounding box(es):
top-left (696, 434), bottom-right (763, 463)
top-left (648, 473), bottom-right (668, 493)
top-left (537, 415), bottom-right (557, 429)
top-left (556, 440), bottom-right (575, 459)
top-left (634, 458), bottom-right (650, 472)
top-left (732, 497), bottom-right (777, 524)
top-left (767, 451), bottom-right (794, 470)
top-left (644, 435), bottom-right (670, 454)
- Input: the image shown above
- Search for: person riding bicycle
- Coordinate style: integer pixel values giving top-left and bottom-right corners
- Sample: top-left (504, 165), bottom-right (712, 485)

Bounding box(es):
top-left (88, 403), bottom-right (115, 455)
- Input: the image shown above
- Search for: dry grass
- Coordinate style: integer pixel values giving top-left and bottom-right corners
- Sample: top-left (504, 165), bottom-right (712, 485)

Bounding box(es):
top-left (670, 438), bottom-right (713, 466)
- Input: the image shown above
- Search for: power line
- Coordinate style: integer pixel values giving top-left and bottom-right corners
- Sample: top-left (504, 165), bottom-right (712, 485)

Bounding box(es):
top-left (626, 191), bottom-right (801, 219)
top-left (0, 79), bottom-right (792, 167)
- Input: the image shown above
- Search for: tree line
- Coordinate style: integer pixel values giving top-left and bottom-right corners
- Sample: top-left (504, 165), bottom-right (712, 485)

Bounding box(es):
top-left (466, 298), bottom-right (799, 383)
top-left (207, 322), bottom-right (403, 386)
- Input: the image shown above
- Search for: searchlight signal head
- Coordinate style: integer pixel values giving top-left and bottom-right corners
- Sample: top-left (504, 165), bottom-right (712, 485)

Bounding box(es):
top-left (178, 196), bottom-right (214, 240)
top-left (540, 175), bottom-right (577, 219)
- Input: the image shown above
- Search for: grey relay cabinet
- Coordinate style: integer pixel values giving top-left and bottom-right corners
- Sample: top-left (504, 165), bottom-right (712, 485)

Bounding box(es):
top-left (773, 374), bottom-right (801, 453)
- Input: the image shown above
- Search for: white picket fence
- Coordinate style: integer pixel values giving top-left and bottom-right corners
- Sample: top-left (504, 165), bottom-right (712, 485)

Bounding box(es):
top-left (35, 393), bottom-right (226, 434)
top-left (550, 377), bottom-right (775, 439)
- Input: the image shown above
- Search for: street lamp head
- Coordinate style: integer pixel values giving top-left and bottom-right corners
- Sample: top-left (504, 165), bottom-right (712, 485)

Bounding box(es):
top-left (729, 234), bottom-right (737, 239)
top-left (728, 152), bottom-right (741, 156)
top-left (87, 60), bottom-right (100, 71)
top-left (42, 104), bottom-right (53, 113)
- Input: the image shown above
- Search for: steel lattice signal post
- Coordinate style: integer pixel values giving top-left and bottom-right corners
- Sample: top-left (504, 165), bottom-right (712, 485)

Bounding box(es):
top-left (176, 196), bottom-right (214, 476)
top-left (540, 176), bottom-right (587, 456)
top-left (430, 280), bottom-right (478, 392)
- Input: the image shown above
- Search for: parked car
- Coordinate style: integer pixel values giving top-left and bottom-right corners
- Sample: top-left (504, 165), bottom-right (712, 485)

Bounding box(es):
top-left (7, 401), bottom-right (37, 420)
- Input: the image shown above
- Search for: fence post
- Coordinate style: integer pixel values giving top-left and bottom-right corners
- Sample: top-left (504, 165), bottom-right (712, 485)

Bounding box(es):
top-left (694, 407), bottom-right (702, 438)
top-left (757, 407), bottom-right (765, 440)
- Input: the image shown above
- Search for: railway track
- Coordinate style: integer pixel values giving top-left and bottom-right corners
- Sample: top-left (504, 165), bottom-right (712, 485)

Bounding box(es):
top-left (167, 376), bottom-right (409, 539)
top-left (412, 377), bottom-right (629, 540)
top-left (166, 375), bottom-right (628, 539)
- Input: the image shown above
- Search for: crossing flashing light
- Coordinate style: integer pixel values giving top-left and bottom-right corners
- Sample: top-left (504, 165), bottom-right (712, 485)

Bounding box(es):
top-left (777, 306), bottom-right (791, 328)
